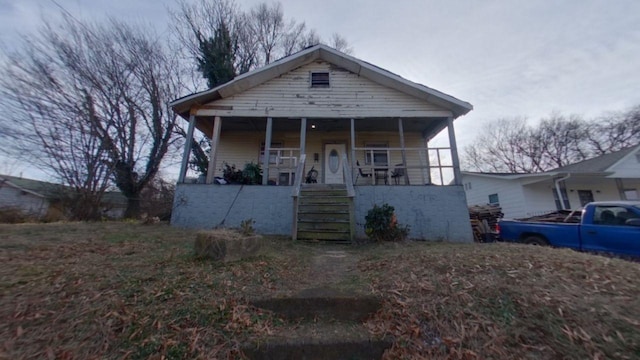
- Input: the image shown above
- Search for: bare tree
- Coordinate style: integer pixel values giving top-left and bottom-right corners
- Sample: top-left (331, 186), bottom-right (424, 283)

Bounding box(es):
top-left (328, 33), bottom-right (353, 55)
top-left (0, 16), bottom-right (181, 218)
top-left (463, 109), bottom-right (639, 173)
top-left (535, 113), bottom-right (589, 169)
top-left (171, 0), bottom-right (352, 87)
top-left (463, 118), bottom-right (542, 173)
top-left (586, 105), bottom-right (640, 154)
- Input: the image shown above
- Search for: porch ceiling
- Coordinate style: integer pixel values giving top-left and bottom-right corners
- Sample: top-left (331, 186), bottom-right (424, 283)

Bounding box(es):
top-left (194, 116), bottom-right (448, 138)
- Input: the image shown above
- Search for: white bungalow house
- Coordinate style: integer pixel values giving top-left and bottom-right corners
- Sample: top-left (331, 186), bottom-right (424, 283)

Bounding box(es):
top-left (170, 44), bottom-right (474, 242)
top-left (462, 144), bottom-right (640, 219)
top-left (0, 174), bottom-right (127, 220)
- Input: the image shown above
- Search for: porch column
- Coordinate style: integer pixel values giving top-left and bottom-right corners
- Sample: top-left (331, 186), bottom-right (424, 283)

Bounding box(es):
top-left (205, 116), bottom-right (222, 184)
top-left (398, 118), bottom-right (409, 185)
top-left (178, 114), bottom-right (196, 183)
top-left (300, 118), bottom-right (307, 155)
top-left (350, 118), bottom-right (356, 183)
top-left (262, 117), bottom-right (273, 185)
top-left (423, 136), bottom-right (432, 185)
top-left (447, 116), bottom-right (462, 185)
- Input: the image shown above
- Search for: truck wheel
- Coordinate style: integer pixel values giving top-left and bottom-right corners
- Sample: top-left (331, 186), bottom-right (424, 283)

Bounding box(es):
top-left (523, 236), bottom-right (548, 246)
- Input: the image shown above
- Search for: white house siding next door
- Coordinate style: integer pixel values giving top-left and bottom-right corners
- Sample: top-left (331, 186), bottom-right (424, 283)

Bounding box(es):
top-left (324, 143), bottom-right (346, 184)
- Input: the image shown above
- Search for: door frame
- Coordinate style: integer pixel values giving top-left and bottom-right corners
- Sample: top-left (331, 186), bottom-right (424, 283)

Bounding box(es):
top-left (323, 140), bottom-right (349, 184)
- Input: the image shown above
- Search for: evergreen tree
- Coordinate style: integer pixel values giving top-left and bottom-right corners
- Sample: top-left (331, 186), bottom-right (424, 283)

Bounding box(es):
top-left (197, 22), bottom-right (236, 88)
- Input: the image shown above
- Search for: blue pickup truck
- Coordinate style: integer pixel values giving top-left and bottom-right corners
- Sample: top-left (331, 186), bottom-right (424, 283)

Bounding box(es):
top-left (497, 201), bottom-right (640, 257)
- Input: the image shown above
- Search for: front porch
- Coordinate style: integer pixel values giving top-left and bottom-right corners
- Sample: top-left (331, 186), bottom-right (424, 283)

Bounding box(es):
top-left (178, 116), bottom-right (463, 187)
top-left (171, 116), bottom-right (472, 242)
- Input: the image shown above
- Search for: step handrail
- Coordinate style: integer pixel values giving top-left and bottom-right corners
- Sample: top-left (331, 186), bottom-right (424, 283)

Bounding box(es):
top-left (291, 153), bottom-right (307, 197)
top-left (342, 154), bottom-right (355, 198)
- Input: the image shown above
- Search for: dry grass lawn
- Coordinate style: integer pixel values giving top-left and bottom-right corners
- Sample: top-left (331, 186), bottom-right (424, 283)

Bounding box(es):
top-left (1, 222), bottom-right (639, 359)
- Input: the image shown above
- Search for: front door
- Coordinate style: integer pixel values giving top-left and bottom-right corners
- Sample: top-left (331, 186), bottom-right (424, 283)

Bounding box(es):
top-left (324, 143), bottom-right (346, 184)
top-left (578, 190), bottom-right (594, 206)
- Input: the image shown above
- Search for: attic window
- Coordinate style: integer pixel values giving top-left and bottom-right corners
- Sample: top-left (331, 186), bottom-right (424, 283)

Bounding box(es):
top-left (310, 72), bottom-right (330, 88)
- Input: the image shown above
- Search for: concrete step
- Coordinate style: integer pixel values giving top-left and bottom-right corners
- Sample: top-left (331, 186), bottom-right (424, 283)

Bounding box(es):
top-left (242, 328), bottom-right (391, 360)
top-left (245, 289), bottom-right (389, 359)
top-left (251, 291), bottom-right (382, 322)
top-left (297, 230), bottom-right (351, 241)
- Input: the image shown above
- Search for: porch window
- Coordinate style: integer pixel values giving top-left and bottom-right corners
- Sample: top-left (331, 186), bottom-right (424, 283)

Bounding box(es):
top-left (259, 142), bottom-right (283, 164)
top-left (310, 72), bottom-right (330, 88)
top-left (488, 193), bottom-right (499, 205)
top-left (364, 143), bottom-right (389, 167)
top-left (552, 188), bottom-right (571, 210)
top-left (624, 189), bottom-right (639, 200)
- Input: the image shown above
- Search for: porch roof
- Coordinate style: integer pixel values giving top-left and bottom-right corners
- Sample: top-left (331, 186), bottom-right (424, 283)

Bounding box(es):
top-left (170, 44), bottom-right (473, 119)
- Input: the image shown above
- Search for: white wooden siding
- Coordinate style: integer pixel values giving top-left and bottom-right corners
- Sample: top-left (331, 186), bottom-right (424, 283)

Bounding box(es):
top-left (464, 174), bottom-right (640, 219)
top-left (521, 182), bottom-right (559, 216)
top-left (462, 175), bottom-right (527, 219)
top-left (198, 61), bottom-right (452, 118)
top-left (0, 185), bottom-right (49, 217)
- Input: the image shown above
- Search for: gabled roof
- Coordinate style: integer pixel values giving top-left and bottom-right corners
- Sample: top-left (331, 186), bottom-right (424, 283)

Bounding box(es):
top-left (171, 44), bottom-right (473, 118)
top-left (552, 144), bottom-right (639, 173)
top-left (462, 144), bottom-right (640, 181)
top-left (0, 174), bottom-right (64, 198)
top-left (0, 174), bottom-right (127, 205)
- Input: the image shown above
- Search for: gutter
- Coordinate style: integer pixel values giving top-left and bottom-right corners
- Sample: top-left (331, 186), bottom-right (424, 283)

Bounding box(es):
top-left (554, 173), bottom-right (571, 210)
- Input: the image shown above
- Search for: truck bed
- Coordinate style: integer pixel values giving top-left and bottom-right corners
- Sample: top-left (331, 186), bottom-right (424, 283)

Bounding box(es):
top-left (499, 220), bottom-right (581, 249)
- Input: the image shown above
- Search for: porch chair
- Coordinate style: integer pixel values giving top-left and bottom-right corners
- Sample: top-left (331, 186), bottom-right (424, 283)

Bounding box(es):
top-left (391, 164), bottom-right (405, 185)
top-left (355, 160), bottom-right (372, 184)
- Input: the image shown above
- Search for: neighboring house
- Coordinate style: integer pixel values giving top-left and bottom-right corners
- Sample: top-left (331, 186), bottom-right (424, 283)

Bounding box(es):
top-left (170, 44), bottom-right (474, 242)
top-left (462, 144), bottom-right (640, 219)
top-left (0, 174), bottom-right (127, 220)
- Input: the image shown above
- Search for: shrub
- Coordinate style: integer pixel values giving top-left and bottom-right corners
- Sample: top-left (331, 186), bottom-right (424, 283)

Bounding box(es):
top-left (221, 162), bottom-right (262, 185)
top-left (242, 162), bottom-right (262, 185)
top-left (0, 207), bottom-right (32, 224)
top-left (222, 163), bottom-right (245, 184)
top-left (364, 203), bottom-right (410, 242)
top-left (239, 218), bottom-right (255, 235)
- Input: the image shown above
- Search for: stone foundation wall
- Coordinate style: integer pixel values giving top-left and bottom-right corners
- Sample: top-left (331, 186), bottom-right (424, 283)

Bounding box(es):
top-left (171, 184), bottom-right (473, 242)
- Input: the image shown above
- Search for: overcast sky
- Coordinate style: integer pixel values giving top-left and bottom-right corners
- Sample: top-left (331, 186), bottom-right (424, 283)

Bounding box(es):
top-left (1, 0), bottom-right (640, 179)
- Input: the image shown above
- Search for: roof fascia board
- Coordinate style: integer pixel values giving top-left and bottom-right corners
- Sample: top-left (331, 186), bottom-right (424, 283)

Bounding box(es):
top-left (462, 172), bottom-right (553, 180)
top-left (193, 108), bottom-right (453, 118)
top-left (0, 179), bottom-right (46, 198)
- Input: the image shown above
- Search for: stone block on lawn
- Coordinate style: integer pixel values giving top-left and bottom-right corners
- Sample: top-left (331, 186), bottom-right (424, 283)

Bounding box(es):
top-left (194, 229), bottom-right (261, 262)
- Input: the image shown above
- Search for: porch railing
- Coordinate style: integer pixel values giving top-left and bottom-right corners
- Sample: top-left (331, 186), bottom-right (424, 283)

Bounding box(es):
top-left (264, 147), bottom-right (301, 185)
top-left (353, 146), bottom-right (455, 185)
top-left (291, 154), bottom-right (306, 240)
top-left (342, 154), bottom-right (355, 197)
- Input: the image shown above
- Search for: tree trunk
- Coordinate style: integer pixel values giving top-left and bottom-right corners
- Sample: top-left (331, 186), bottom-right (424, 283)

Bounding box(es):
top-left (124, 195), bottom-right (141, 219)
